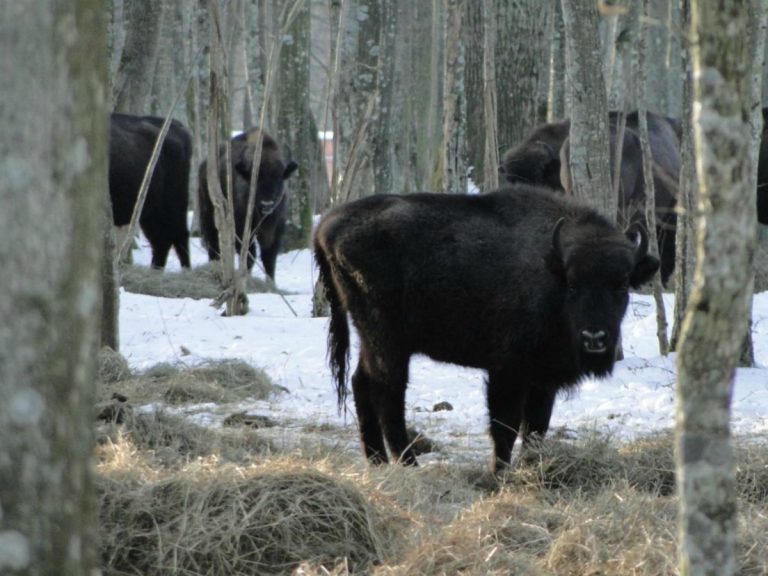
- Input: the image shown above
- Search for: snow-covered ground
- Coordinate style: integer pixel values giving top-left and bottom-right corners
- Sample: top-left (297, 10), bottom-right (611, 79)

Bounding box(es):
top-left (122, 235), bottom-right (768, 464)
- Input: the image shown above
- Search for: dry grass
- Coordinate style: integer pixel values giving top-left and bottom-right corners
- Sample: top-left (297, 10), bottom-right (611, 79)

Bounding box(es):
top-left (94, 360), bottom-right (768, 575)
top-left (120, 261), bottom-right (279, 299)
top-left (98, 450), bottom-right (411, 576)
top-left (99, 357), bottom-right (279, 407)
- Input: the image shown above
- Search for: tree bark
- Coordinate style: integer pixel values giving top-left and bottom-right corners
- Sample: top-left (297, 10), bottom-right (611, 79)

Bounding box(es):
top-left (113, 0), bottom-right (165, 113)
top-left (560, 0), bottom-right (614, 218)
top-left (546, 0), bottom-right (566, 122)
top-left (481, 0), bottom-right (498, 192)
top-left (277, 0), bottom-right (315, 249)
top-left (637, 0), bottom-right (669, 355)
top-left (676, 1), bottom-right (757, 574)
top-left (0, 1), bottom-right (105, 573)
top-left (670, 0), bottom-right (697, 351)
top-left (441, 0), bottom-right (468, 194)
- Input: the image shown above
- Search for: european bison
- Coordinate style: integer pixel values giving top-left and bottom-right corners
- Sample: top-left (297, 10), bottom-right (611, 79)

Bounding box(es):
top-left (109, 113), bottom-right (192, 269)
top-left (198, 128), bottom-right (298, 281)
top-left (560, 113), bottom-right (680, 286)
top-left (500, 111), bottom-right (680, 286)
top-left (314, 186), bottom-right (660, 471)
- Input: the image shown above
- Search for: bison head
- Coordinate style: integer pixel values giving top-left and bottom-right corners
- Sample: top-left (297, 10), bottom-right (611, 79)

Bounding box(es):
top-left (499, 142), bottom-right (564, 191)
top-left (233, 133), bottom-right (299, 216)
top-left (546, 217), bottom-right (660, 375)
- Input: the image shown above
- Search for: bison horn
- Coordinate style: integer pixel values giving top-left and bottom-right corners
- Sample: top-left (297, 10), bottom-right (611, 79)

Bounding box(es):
top-left (551, 217), bottom-right (566, 260)
top-left (626, 223), bottom-right (649, 256)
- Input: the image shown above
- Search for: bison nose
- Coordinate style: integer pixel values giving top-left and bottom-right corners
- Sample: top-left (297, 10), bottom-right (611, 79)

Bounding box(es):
top-left (581, 330), bottom-right (608, 354)
top-left (260, 200), bottom-right (276, 213)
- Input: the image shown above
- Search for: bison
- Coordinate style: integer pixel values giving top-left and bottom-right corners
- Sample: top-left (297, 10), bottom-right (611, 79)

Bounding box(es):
top-left (500, 111), bottom-right (680, 286)
top-left (314, 186), bottom-right (660, 471)
top-left (198, 128), bottom-right (298, 281)
top-left (109, 113), bottom-right (193, 269)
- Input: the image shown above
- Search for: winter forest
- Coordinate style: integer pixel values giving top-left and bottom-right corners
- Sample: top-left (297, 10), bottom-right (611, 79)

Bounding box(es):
top-left (3, 0), bottom-right (768, 575)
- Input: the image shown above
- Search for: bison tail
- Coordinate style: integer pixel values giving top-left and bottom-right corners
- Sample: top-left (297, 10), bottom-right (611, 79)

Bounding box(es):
top-left (314, 244), bottom-right (350, 413)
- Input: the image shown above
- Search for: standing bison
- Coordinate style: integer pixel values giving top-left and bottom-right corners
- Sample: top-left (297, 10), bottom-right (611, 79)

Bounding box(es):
top-left (198, 128), bottom-right (298, 281)
top-left (500, 111), bottom-right (680, 286)
top-left (314, 186), bottom-right (659, 471)
top-left (109, 113), bottom-right (193, 269)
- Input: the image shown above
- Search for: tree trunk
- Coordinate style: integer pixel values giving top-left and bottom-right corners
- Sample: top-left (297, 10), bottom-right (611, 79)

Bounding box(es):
top-left (113, 0), bottom-right (165, 113)
top-left (546, 0), bottom-right (566, 122)
top-left (0, 1), bottom-right (105, 573)
top-left (676, 1), bottom-right (757, 574)
top-left (371, 0), bottom-right (397, 196)
top-left (494, 0), bottom-right (547, 153)
top-left (637, 0), bottom-right (669, 355)
top-left (670, 0), bottom-right (697, 352)
top-left (560, 0), bottom-right (614, 218)
top-left (464, 1), bottom-right (486, 186)
top-left (441, 0), bottom-right (468, 194)
top-left (481, 0), bottom-right (499, 192)
top-left (740, 0), bottom-right (767, 367)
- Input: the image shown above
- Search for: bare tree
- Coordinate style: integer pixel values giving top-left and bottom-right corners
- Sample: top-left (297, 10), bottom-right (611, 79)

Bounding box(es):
top-left (637, 0), bottom-right (669, 354)
top-left (441, 0), bottom-right (468, 194)
top-left (481, 0), bottom-right (499, 191)
top-left (0, 1), bottom-right (106, 572)
top-left (113, 0), bottom-right (165, 113)
top-left (670, 0), bottom-right (697, 352)
top-left (560, 0), bottom-right (614, 217)
top-left (675, 1), bottom-right (757, 574)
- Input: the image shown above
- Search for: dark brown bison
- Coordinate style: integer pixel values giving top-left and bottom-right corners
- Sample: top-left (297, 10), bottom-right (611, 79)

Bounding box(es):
top-left (109, 113), bottom-right (192, 269)
top-left (314, 186), bottom-right (659, 471)
top-left (757, 107), bottom-right (768, 225)
top-left (559, 113), bottom-right (680, 286)
top-left (500, 111), bottom-right (680, 286)
top-left (198, 128), bottom-right (298, 281)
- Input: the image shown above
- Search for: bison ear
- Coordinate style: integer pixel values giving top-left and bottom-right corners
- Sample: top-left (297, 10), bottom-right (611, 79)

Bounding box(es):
top-left (545, 217), bottom-right (567, 281)
top-left (283, 160), bottom-right (298, 180)
top-left (626, 224), bottom-right (661, 287)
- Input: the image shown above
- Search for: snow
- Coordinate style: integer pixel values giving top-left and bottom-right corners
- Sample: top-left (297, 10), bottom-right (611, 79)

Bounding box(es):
top-left (122, 235), bottom-right (768, 464)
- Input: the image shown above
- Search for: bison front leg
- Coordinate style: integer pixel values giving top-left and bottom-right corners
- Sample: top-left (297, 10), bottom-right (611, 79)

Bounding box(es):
top-left (520, 387), bottom-right (556, 446)
top-left (486, 371), bottom-right (525, 473)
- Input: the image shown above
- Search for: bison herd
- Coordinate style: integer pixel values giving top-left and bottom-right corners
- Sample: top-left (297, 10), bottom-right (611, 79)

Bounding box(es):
top-left (109, 113), bottom-right (296, 280)
top-left (109, 108), bottom-right (766, 471)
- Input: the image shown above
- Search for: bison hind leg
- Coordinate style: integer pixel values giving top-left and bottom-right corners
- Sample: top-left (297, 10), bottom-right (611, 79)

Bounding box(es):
top-left (351, 363), bottom-right (389, 464)
top-left (353, 346), bottom-right (415, 466)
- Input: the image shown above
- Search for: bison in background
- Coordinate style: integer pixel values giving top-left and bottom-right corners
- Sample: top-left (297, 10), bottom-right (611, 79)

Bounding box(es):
top-left (314, 186), bottom-right (659, 472)
top-left (500, 111), bottom-right (680, 286)
top-left (109, 113), bottom-right (192, 269)
top-left (198, 128), bottom-right (298, 281)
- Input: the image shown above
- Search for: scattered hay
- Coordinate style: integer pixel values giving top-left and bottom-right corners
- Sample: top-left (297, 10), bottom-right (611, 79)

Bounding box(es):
top-left (98, 409), bottom-right (273, 467)
top-left (97, 347), bottom-right (132, 383)
top-left (619, 430), bottom-right (676, 495)
top-left (100, 359), bottom-right (279, 407)
top-left (98, 459), bottom-right (409, 576)
top-left (120, 261), bottom-right (278, 299)
top-left (510, 430), bottom-right (624, 493)
top-left (736, 434), bottom-right (768, 503)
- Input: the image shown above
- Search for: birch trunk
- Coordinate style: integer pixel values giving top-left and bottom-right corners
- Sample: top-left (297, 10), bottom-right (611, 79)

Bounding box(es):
top-left (676, 1), bottom-right (757, 574)
top-left (481, 0), bottom-right (499, 191)
top-left (0, 2), bottom-right (105, 572)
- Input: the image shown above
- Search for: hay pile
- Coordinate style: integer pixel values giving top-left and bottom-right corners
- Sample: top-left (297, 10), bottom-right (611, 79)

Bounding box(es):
top-left (98, 456), bottom-right (409, 576)
top-left (120, 262), bottom-right (277, 299)
top-left (99, 357), bottom-right (279, 407)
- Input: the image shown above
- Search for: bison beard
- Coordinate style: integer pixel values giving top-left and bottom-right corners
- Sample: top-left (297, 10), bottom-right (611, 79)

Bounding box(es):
top-left (314, 186), bottom-right (659, 472)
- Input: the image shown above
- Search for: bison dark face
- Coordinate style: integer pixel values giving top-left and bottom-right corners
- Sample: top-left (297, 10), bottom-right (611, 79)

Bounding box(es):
top-left (546, 218), bottom-right (660, 375)
top-left (500, 142), bottom-right (563, 191)
top-left (233, 141), bottom-right (298, 215)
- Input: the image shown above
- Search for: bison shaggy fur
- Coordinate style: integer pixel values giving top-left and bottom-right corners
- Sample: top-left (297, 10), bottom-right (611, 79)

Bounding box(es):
top-left (314, 186), bottom-right (659, 471)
